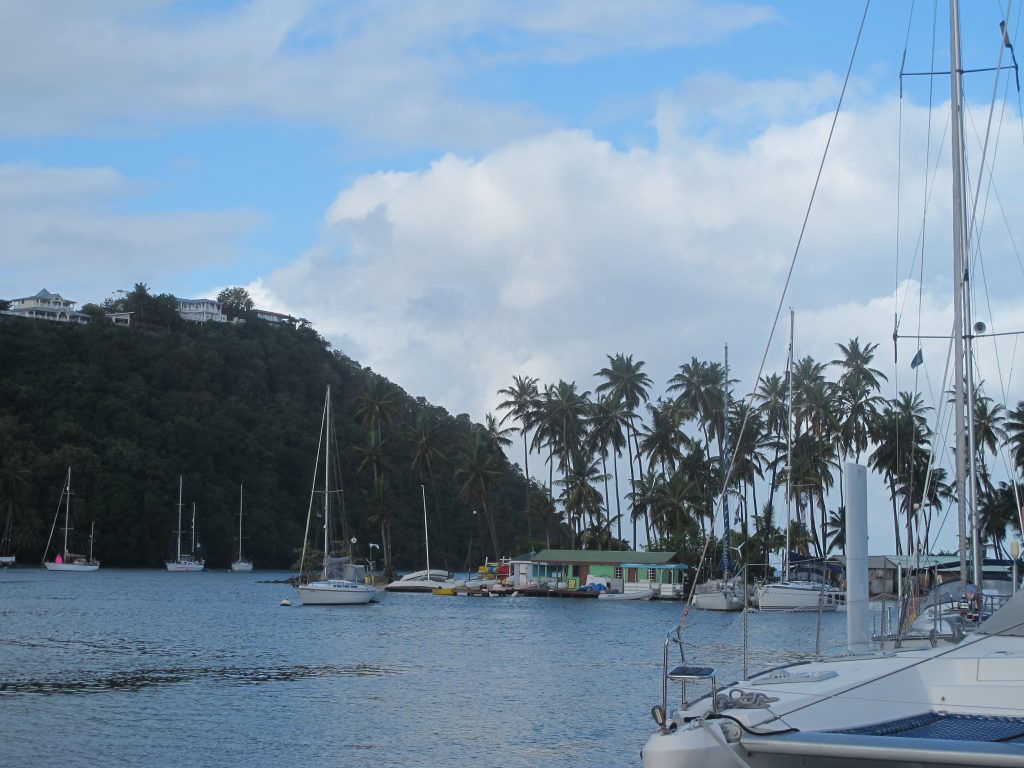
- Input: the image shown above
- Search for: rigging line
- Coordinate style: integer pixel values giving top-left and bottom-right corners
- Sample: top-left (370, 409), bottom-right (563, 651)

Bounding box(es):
top-left (676, 0), bottom-right (872, 629)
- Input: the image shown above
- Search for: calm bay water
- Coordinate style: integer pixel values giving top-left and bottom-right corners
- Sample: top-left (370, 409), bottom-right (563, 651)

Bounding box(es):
top-left (0, 569), bottom-right (847, 767)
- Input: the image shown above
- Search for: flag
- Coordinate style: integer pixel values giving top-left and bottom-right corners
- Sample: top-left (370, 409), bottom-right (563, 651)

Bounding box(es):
top-left (910, 348), bottom-right (924, 369)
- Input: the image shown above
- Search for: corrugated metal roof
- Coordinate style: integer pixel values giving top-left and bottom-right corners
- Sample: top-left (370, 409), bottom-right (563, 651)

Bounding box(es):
top-left (532, 549), bottom-right (680, 565)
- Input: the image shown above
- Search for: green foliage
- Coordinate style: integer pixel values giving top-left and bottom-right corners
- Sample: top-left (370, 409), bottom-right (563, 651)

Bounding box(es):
top-left (217, 286), bottom-right (255, 319)
top-left (0, 316), bottom-right (532, 569)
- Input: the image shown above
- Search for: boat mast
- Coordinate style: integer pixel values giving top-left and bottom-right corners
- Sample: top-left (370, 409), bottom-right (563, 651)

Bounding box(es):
top-left (191, 502), bottom-right (196, 556)
top-left (323, 386), bottom-right (331, 580)
top-left (176, 476), bottom-right (183, 562)
top-left (784, 309), bottom-right (794, 583)
top-left (238, 483), bottom-right (244, 562)
top-left (62, 467), bottom-right (72, 559)
top-left (89, 521), bottom-right (95, 563)
top-left (948, 0), bottom-right (974, 588)
top-left (421, 484), bottom-right (430, 575)
top-left (721, 344), bottom-right (731, 575)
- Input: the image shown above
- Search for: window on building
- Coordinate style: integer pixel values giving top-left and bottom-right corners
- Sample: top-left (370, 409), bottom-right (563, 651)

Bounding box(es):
top-left (648, 569), bottom-right (657, 581)
top-left (614, 566), bottom-right (623, 579)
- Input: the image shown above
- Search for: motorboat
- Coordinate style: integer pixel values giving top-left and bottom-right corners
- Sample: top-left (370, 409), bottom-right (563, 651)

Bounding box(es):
top-left (384, 568), bottom-right (452, 592)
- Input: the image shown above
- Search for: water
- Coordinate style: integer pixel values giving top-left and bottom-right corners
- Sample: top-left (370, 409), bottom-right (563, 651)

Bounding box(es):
top-left (0, 569), bottom-right (847, 767)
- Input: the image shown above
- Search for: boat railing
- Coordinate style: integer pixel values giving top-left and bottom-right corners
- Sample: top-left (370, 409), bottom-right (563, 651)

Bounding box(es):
top-left (656, 624), bottom-right (720, 732)
top-left (874, 590), bottom-right (1013, 646)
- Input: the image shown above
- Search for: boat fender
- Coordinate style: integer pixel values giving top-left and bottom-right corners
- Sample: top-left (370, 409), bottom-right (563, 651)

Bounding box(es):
top-left (280, 599), bottom-right (292, 607)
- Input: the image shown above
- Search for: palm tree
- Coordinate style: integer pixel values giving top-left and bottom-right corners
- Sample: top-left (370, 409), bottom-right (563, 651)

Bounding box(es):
top-left (496, 374), bottom-right (540, 542)
top-left (355, 377), bottom-right (397, 444)
top-left (455, 429), bottom-right (502, 558)
top-left (355, 432), bottom-right (392, 574)
top-left (869, 392), bottom-right (932, 556)
top-left (595, 354), bottom-right (653, 548)
top-left (1004, 401), bottom-right (1024, 478)
top-left (755, 372), bottom-right (789, 519)
top-left (556, 451), bottom-right (606, 548)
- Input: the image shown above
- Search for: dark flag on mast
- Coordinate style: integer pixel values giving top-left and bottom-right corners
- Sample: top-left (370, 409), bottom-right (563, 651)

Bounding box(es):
top-left (910, 348), bottom-right (924, 369)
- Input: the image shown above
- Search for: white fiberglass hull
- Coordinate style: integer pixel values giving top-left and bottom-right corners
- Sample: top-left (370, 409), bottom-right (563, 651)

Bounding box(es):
top-left (384, 569), bottom-right (451, 592)
top-left (599, 588), bottom-right (654, 600)
top-left (297, 580), bottom-right (377, 605)
top-left (0, 555), bottom-right (15, 567)
top-left (642, 595), bottom-right (1024, 767)
top-left (230, 559), bottom-right (253, 572)
top-left (755, 581), bottom-right (841, 611)
top-left (165, 559), bottom-right (205, 572)
top-left (44, 561), bottom-right (99, 572)
top-left (691, 579), bottom-right (745, 611)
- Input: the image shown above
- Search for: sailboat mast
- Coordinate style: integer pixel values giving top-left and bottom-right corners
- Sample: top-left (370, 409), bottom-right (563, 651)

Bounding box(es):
top-left (323, 386), bottom-right (331, 580)
top-left (177, 476), bottom-right (183, 562)
top-left (238, 483), bottom-right (244, 562)
top-left (191, 502), bottom-right (196, 555)
top-left (62, 467), bottom-right (71, 558)
top-left (89, 521), bottom-right (95, 562)
top-left (722, 344), bottom-right (731, 574)
top-left (948, 0), bottom-right (972, 588)
top-left (785, 309), bottom-right (794, 582)
top-left (421, 484), bottom-right (430, 575)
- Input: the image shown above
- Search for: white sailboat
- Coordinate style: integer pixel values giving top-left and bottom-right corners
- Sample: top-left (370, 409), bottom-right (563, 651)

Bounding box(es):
top-left (1, 499), bottom-right (16, 568)
top-left (43, 468), bottom-right (100, 572)
top-left (296, 386), bottom-right (377, 606)
top-left (165, 477), bottom-right (205, 572)
top-left (230, 483), bottom-right (253, 572)
top-left (385, 485), bottom-right (450, 592)
top-left (692, 345), bottom-right (746, 612)
top-left (641, 3), bottom-right (1024, 765)
top-left (755, 311), bottom-right (843, 611)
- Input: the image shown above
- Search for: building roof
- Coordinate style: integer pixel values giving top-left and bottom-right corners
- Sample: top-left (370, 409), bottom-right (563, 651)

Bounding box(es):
top-left (532, 549), bottom-right (681, 565)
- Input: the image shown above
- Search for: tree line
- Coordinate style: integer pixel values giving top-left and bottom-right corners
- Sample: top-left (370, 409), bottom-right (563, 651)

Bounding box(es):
top-left (0, 296), bottom-right (563, 571)
top-left (490, 343), bottom-right (1024, 576)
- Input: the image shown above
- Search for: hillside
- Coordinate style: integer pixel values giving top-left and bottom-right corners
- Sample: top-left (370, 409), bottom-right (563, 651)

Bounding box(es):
top-left (0, 315), bottom-right (543, 570)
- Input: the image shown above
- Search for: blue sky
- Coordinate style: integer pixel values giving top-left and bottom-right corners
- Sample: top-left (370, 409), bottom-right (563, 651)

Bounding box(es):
top-left (3, 1), bottom-right (1024, 554)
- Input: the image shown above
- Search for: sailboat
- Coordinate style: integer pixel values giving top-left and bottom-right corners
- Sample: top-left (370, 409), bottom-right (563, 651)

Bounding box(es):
top-left (296, 386), bottom-right (377, 606)
top-left (165, 477), bottom-right (205, 572)
top-left (230, 483), bottom-right (253, 572)
top-left (692, 345), bottom-right (745, 612)
top-left (641, 3), bottom-right (1024, 766)
top-left (0, 502), bottom-right (15, 568)
top-left (755, 311), bottom-right (843, 611)
top-left (386, 485), bottom-right (450, 592)
top-left (43, 467), bottom-right (100, 571)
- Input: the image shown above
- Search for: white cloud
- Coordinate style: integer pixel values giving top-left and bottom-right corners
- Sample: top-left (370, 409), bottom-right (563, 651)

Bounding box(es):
top-left (248, 86), bottom-right (1024, 556)
top-left (0, 1), bottom-right (773, 145)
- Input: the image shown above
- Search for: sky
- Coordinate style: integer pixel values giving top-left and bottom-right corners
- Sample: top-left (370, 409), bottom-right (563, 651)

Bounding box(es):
top-left (4, 0), bottom-right (1024, 556)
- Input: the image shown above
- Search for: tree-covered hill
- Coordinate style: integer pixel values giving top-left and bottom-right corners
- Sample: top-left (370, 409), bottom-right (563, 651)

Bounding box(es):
top-left (0, 315), bottom-right (546, 570)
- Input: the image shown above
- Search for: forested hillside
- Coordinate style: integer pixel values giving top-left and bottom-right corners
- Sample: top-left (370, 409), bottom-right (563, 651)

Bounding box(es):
top-left (0, 315), bottom-right (547, 570)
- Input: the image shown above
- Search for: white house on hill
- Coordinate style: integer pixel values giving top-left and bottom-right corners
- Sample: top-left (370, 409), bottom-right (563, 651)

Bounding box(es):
top-left (6, 289), bottom-right (90, 324)
top-left (176, 298), bottom-right (227, 323)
